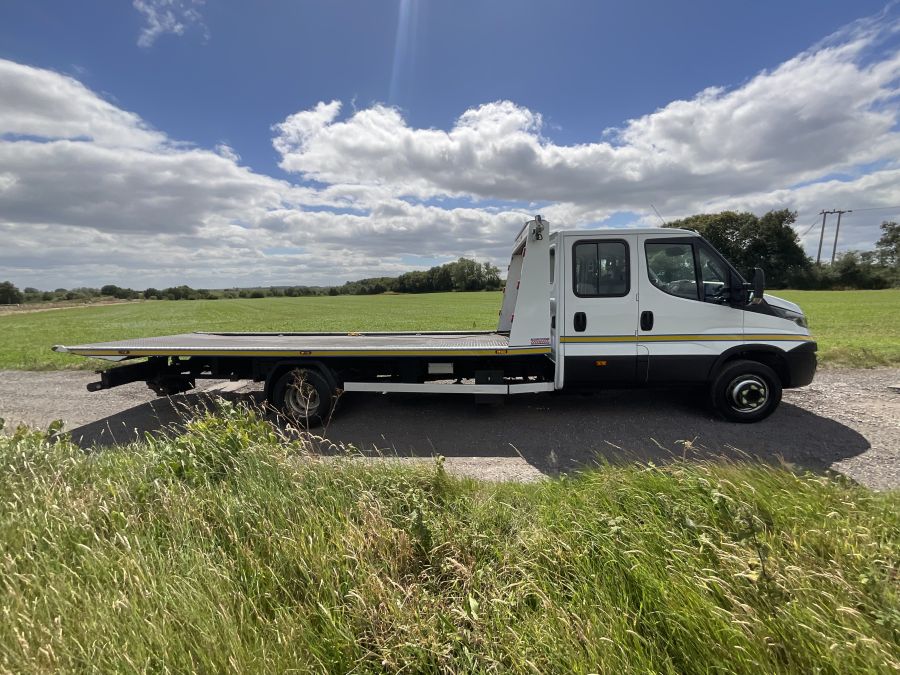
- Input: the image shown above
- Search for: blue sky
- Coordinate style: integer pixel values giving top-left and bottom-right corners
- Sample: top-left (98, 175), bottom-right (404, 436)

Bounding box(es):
top-left (1, 1), bottom-right (899, 288)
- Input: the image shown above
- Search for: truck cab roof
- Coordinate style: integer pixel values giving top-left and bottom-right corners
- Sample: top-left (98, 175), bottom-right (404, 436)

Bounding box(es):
top-left (552, 227), bottom-right (697, 238)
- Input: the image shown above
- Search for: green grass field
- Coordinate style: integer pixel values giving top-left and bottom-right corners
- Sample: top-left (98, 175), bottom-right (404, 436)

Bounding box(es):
top-left (0, 289), bottom-right (897, 370)
top-left (0, 293), bottom-right (501, 370)
top-left (777, 290), bottom-right (900, 367)
top-left (1, 406), bottom-right (897, 672)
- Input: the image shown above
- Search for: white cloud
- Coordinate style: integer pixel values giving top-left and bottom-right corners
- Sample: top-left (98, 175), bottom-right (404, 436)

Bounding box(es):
top-left (272, 24), bottom-right (900, 221)
top-left (0, 60), bottom-right (164, 148)
top-left (215, 143), bottom-right (240, 163)
top-left (0, 56), bottom-right (525, 288)
top-left (1, 10), bottom-right (899, 290)
top-left (133, 0), bottom-right (207, 48)
top-left (0, 140), bottom-right (294, 234)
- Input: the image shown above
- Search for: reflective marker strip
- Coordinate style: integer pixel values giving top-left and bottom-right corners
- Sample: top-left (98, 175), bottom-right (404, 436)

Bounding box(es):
top-left (561, 334), bottom-right (813, 343)
top-left (64, 347), bottom-right (553, 358)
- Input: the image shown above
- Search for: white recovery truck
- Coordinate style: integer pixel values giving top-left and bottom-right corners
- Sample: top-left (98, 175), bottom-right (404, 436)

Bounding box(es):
top-left (55, 217), bottom-right (816, 424)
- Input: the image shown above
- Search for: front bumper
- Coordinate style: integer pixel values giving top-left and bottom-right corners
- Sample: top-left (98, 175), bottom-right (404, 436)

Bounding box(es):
top-left (785, 341), bottom-right (817, 388)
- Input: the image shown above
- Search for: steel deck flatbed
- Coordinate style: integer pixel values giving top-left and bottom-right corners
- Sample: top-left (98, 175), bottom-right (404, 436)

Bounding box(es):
top-left (54, 330), bottom-right (551, 360)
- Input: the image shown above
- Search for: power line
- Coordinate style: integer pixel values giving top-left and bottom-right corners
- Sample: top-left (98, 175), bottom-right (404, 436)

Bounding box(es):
top-left (799, 207), bottom-right (896, 237)
top-left (841, 205), bottom-right (900, 213)
top-left (797, 220), bottom-right (820, 238)
top-left (801, 206), bottom-right (896, 261)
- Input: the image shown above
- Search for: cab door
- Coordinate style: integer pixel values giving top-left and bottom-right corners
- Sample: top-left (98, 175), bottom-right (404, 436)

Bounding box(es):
top-left (637, 236), bottom-right (745, 383)
top-left (561, 234), bottom-right (638, 386)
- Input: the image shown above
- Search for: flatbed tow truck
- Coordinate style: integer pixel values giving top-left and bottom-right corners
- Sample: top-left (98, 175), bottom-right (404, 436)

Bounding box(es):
top-left (54, 217), bottom-right (817, 424)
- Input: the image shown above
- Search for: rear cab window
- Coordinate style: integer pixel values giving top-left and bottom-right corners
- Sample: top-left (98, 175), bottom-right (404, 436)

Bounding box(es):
top-left (572, 240), bottom-right (629, 297)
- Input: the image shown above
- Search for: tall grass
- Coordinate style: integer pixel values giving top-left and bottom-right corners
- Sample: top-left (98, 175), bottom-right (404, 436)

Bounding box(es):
top-left (0, 406), bottom-right (897, 673)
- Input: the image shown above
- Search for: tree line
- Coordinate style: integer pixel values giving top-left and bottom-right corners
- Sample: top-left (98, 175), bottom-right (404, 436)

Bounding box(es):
top-left (2, 215), bottom-right (897, 305)
top-left (0, 257), bottom-right (503, 305)
top-left (665, 211), bottom-right (899, 289)
top-left (340, 258), bottom-right (502, 295)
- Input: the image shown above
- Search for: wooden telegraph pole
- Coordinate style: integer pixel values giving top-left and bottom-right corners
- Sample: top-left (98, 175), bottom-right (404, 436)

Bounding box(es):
top-left (830, 209), bottom-right (851, 264)
top-left (816, 211), bottom-right (828, 265)
top-left (816, 209), bottom-right (851, 265)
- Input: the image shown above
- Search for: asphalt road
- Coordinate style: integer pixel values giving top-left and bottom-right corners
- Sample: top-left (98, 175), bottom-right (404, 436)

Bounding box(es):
top-left (1, 368), bottom-right (898, 489)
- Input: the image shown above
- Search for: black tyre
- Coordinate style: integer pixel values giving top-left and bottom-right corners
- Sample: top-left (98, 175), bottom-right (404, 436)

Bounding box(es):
top-left (710, 359), bottom-right (782, 423)
top-left (270, 368), bottom-right (335, 427)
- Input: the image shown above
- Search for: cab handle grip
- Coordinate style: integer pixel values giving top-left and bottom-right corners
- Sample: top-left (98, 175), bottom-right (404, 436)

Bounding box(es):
top-left (574, 312), bottom-right (586, 332)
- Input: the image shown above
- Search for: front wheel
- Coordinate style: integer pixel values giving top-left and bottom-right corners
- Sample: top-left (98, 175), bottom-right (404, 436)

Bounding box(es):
top-left (710, 359), bottom-right (782, 423)
top-left (270, 368), bottom-right (335, 427)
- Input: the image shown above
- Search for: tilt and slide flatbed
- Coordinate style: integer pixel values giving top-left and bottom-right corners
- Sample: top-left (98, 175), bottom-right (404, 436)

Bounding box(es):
top-left (54, 217), bottom-right (817, 425)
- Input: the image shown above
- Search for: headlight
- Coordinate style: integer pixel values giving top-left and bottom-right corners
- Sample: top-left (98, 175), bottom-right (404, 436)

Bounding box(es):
top-left (769, 305), bottom-right (808, 328)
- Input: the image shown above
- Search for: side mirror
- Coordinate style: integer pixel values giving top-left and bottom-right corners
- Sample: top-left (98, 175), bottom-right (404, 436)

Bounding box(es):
top-left (752, 267), bottom-right (765, 304)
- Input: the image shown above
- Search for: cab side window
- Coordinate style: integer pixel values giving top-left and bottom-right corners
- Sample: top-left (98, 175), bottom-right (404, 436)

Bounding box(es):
top-left (697, 246), bottom-right (728, 302)
top-left (646, 243), bottom-right (697, 300)
top-left (573, 240), bottom-right (629, 297)
top-left (646, 241), bottom-right (733, 304)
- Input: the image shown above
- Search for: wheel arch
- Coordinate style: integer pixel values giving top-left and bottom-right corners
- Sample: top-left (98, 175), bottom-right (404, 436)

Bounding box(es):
top-left (712, 345), bottom-right (791, 388)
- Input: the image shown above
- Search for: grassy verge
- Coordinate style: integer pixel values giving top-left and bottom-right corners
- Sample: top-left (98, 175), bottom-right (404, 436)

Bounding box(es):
top-left (0, 289), bottom-right (896, 370)
top-left (1, 406), bottom-right (897, 672)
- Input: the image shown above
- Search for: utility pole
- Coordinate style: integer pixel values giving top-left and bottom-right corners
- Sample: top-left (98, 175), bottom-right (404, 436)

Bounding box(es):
top-left (830, 209), bottom-right (851, 264)
top-left (816, 211), bottom-right (828, 265)
top-left (816, 209), bottom-right (851, 265)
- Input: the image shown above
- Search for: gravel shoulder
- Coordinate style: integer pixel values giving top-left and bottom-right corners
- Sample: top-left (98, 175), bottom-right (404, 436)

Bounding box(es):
top-left (1, 368), bottom-right (898, 489)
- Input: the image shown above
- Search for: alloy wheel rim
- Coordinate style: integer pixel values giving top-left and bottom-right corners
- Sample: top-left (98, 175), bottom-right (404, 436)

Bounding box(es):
top-left (285, 377), bottom-right (319, 417)
top-left (727, 375), bottom-right (768, 413)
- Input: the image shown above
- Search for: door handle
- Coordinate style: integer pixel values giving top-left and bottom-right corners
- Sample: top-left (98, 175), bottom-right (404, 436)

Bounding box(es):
top-left (574, 312), bottom-right (586, 332)
top-left (640, 310), bottom-right (654, 331)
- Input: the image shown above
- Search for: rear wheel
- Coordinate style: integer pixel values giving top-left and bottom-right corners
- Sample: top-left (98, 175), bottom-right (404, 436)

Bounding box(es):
top-left (710, 359), bottom-right (782, 423)
top-left (270, 368), bottom-right (335, 427)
